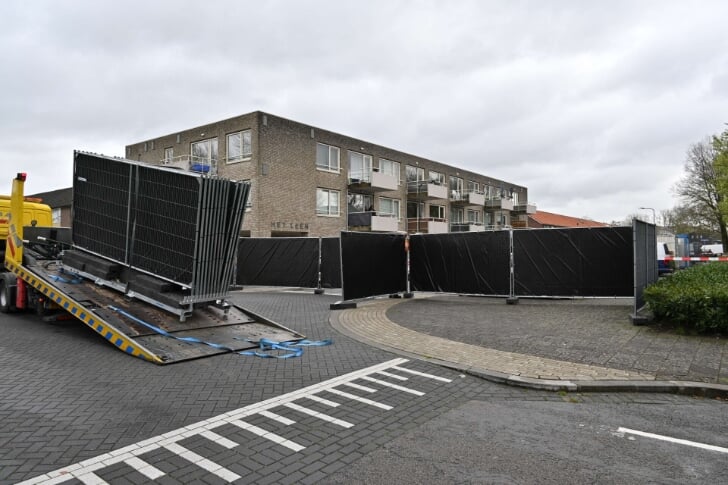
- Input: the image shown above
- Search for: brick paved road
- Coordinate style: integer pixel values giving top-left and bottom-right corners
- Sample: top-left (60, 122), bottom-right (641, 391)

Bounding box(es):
top-left (0, 290), bottom-right (718, 484)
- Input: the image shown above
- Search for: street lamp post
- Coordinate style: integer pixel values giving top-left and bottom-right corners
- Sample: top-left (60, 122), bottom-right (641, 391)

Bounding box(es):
top-left (639, 207), bottom-right (656, 225)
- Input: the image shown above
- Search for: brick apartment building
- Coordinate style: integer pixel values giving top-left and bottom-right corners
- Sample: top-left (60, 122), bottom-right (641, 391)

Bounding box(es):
top-left (125, 111), bottom-right (536, 238)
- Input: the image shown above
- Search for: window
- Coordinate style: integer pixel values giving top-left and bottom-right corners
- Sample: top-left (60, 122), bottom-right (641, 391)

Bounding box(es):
top-left (191, 138), bottom-right (218, 164)
top-left (316, 188), bottom-right (340, 216)
top-left (52, 208), bottom-right (61, 226)
top-left (378, 197), bottom-right (400, 218)
top-left (429, 204), bottom-right (445, 219)
top-left (467, 209), bottom-right (481, 224)
top-left (316, 143), bottom-right (340, 172)
top-left (348, 193), bottom-right (372, 213)
top-left (512, 192), bottom-right (519, 205)
top-left (227, 130), bottom-right (252, 163)
top-left (164, 147), bottom-right (173, 163)
top-left (406, 165), bottom-right (424, 183)
top-left (467, 180), bottom-right (479, 193)
top-left (379, 158), bottom-right (401, 183)
top-left (450, 207), bottom-right (464, 223)
top-left (348, 151), bottom-right (372, 180)
top-left (407, 201), bottom-right (424, 218)
top-left (449, 176), bottom-right (464, 194)
top-left (429, 170), bottom-right (445, 186)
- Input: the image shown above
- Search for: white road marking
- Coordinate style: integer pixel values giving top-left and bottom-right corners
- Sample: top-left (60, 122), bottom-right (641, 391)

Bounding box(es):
top-left (198, 430), bottom-right (239, 449)
top-left (391, 365), bottom-right (453, 382)
top-left (124, 456), bottom-right (165, 480)
top-left (376, 370), bottom-right (409, 381)
top-left (306, 394), bottom-right (341, 407)
top-left (259, 410), bottom-right (297, 425)
top-left (326, 388), bottom-right (393, 410)
top-left (19, 357), bottom-right (452, 484)
top-left (360, 375), bottom-right (425, 396)
top-left (342, 382), bottom-right (378, 393)
top-left (230, 419), bottom-right (305, 452)
top-left (284, 402), bottom-right (354, 428)
top-left (618, 427), bottom-right (728, 454)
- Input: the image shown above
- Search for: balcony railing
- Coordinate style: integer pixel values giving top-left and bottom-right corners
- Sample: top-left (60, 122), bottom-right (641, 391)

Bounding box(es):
top-left (512, 202), bottom-right (537, 214)
top-left (485, 197), bottom-right (514, 211)
top-left (161, 155), bottom-right (218, 175)
top-left (348, 211), bottom-right (399, 232)
top-left (348, 168), bottom-right (399, 192)
top-left (406, 181), bottom-right (449, 200)
top-left (450, 222), bottom-right (486, 232)
top-left (450, 190), bottom-right (486, 206)
top-left (407, 217), bottom-right (448, 234)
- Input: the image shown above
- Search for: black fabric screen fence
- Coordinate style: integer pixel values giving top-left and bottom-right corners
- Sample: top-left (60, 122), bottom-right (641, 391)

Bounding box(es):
top-left (513, 226), bottom-right (634, 297)
top-left (339, 226), bottom-right (640, 301)
top-left (236, 237), bottom-right (341, 288)
top-left (340, 232), bottom-right (407, 301)
top-left (409, 231), bottom-right (511, 295)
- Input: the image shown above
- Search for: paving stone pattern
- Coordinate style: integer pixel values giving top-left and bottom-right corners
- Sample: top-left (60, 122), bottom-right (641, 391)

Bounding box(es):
top-left (386, 295), bottom-right (728, 384)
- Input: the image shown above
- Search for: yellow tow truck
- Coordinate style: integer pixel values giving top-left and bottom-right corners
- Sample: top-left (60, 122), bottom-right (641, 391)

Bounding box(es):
top-left (1, 172), bottom-right (302, 364)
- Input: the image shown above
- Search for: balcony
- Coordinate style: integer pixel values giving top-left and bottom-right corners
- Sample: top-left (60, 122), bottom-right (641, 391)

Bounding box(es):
top-left (513, 202), bottom-right (537, 214)
top-left (450, 190), bottom-right (486, 206)
top-left (407, 181), bottom-right (449, 200)
top-left (348, 168), bottom-right (398, 193)
top-left (161, 155), bottom-right (218, 175)
top-left (348, 211), bottom-right (399, 232)
top-left (450, 222), bottom-right (486, 233)
top-left (485, 197), bottom-right (514, 211)
top-left (407, 218), bottom-right (448, 234)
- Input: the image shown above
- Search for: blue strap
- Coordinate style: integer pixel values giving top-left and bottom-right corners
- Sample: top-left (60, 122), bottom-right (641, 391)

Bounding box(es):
top-left (237, 337), bottom-right (333, 359)
top-left (108, 305), bottom-right (234, 351)
top-left (50, 274), bottom-right (83, 284)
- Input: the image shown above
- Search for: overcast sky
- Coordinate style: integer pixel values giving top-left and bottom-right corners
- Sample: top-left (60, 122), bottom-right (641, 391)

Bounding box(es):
top-left (2, 0), bottom-right (727, 223)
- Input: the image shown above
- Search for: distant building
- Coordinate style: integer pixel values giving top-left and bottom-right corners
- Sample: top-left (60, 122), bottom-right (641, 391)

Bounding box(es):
top-left (28, 187), bottom-right (73, 227)
top-left (125, 111), bottom-right (536, 237)
top-left (527, 210), bottom-right (608, 229)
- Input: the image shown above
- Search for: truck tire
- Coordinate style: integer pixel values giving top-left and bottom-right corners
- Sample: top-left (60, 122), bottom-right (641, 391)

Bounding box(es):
top-left (0, 277), bottom-right (17, 313)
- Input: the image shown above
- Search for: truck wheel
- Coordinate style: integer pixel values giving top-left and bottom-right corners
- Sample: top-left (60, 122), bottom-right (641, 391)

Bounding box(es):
top-left (0, 278), bottom-right (17, 313)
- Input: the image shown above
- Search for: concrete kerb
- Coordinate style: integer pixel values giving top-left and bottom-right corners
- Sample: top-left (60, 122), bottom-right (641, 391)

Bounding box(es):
top-left (328, 296), bottom-right (728, 398)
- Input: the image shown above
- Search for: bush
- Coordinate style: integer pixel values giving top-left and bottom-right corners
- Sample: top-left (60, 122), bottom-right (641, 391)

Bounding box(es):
top-left (643, 263), bottom-right (728, 334)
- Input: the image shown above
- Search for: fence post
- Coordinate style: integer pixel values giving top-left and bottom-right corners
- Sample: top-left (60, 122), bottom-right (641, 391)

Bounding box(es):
top-left (404, 234), bottom-right (413, 298)
top-left (506, 228), bottom-right (519, 304)
top-left (314, 236), bottom-right (325, 294)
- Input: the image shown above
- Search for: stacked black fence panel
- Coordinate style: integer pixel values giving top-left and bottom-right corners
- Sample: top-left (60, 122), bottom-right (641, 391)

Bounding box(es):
top-left (72, 152), bottom-right (133, 263)
top-left (410, 231), bottom-right (511, 295)
top-left (341, 232), bottom-right (407, 301)
top-left (513, 226), bottom-right (633, 297)
top-left (71, 151), bottom-right (249, 305)
top-left (320, 237), bottom-right (342, 288)
top-left (237, 238), bottom-right (319, 287)
top-left (633, 219), bottom-right (657, 312)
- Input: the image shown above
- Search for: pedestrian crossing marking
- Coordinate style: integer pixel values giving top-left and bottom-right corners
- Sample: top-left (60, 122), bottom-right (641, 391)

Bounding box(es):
top-left (19, 358), bottom-right (453, 485)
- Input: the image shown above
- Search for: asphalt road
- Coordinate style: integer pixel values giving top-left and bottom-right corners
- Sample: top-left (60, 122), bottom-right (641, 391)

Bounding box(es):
top-left (1, 290), bottom-right (727, 484)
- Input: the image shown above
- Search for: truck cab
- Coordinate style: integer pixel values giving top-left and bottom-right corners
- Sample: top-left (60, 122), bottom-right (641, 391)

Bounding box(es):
top-left (0, 195), bottom-right (53, 256)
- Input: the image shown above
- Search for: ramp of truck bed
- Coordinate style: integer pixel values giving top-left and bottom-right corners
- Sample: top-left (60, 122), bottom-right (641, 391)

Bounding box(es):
top-left (8, 257), bottom-right (304, 364)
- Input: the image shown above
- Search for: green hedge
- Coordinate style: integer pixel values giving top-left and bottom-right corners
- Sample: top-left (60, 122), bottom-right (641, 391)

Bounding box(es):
top-left (643, 263), bottom-right (728, 333)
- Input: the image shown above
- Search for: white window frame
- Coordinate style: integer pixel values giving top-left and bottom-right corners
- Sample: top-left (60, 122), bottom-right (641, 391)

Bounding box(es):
top-left (316, 143), bottom-right (340, 173)
top-left (450, 207), bottom-right (464, 224)
top-left (467, 209), bottom-right (481, 224)
top-left (164, 147), bottom-right (174, 163)
top-left (348, 193), bottom-right (373, 213)
top-left (348, 151), bottom-right (373, 180)
top-left (429, 204), bottom-right (445, 220)
top-left (190, 138), bottom-right (218, 165)
top-left (429, 170), bottom-right (445, 186)
top-left (378, 197), bottom-right (400, 219)
top-left (316, 188), bottom-right (340, 216)
top-left (52, 208), bottom-right (61, 226)
top-left (379, 158), bottom-right (401, 184)
top-left (406, 165), bottom-right (425, 183)
top-left (226, 130), bottom-right (252, 164)
top-left (467, 180), bottom-right (480, 193)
